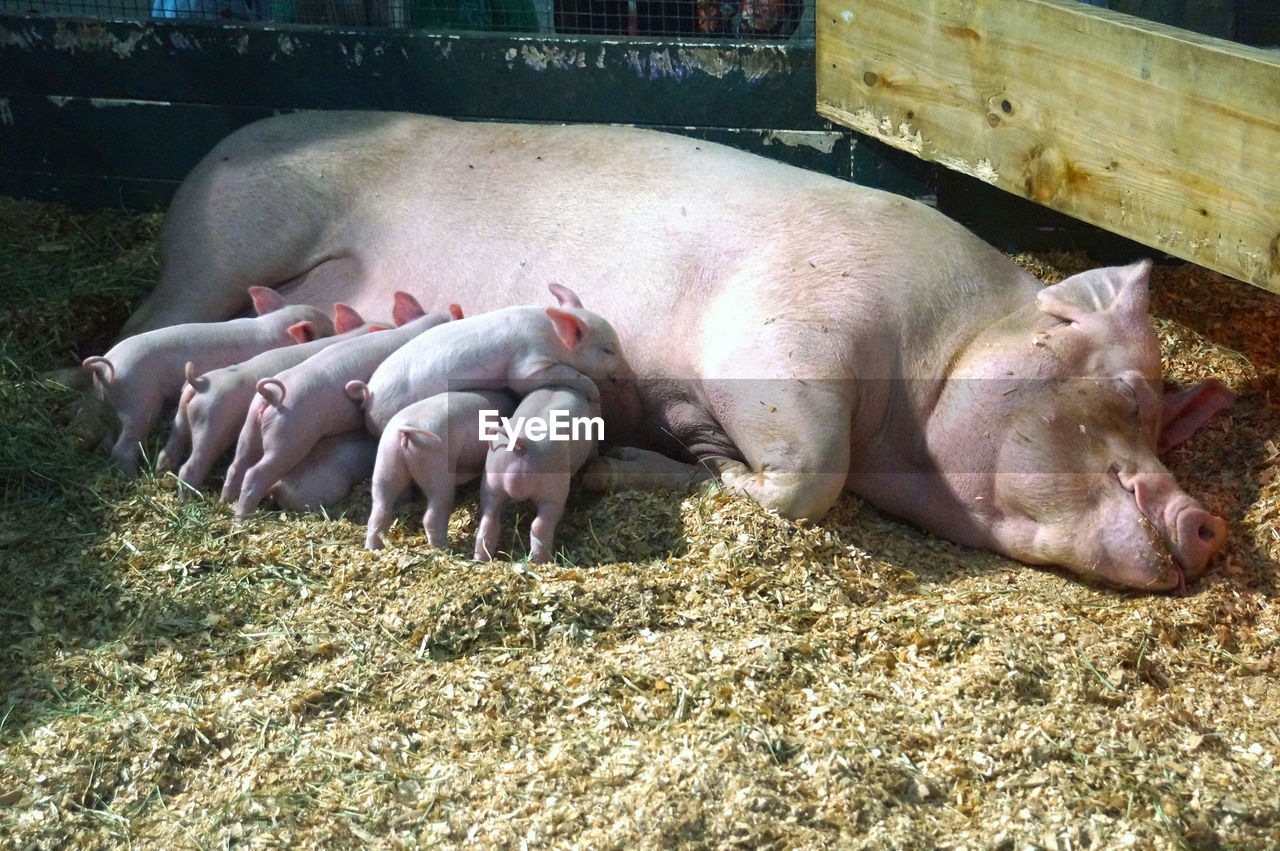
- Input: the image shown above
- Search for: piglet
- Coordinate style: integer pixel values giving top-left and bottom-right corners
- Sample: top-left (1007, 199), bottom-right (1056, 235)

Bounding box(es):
top-left (269, 430), bottom-right (380, 513)
top-left (359, 284), bottom-right (632, 435)
top-left (365, 389), bottom-right (517, 551)
top-left (475, 385), bottom-right (601, 564)
top-left (223, 293), bottom-right (460, 519)
top-left (82, 287), bottom-right (335, 477)
top-left (156, 303), bottom-right (384, 489)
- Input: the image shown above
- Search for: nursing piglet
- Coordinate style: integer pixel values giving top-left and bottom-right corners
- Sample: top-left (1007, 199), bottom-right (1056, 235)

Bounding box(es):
top-left (269, 431), bottom-right (380, 513)
top-left (223, 293), bottom-right (459, 519)
top-left (475, 386), bottom-right (601, 564)
top-left (365, 390), bottom-right (516, 551)
top-left (157, 303), bottom-right (381, 489)
top-left (359, 285), bottom-right (631, 435)
top-left (82, 287), bottom-right (335, 476)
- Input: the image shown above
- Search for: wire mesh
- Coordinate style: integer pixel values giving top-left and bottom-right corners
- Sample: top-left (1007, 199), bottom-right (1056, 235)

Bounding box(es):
top-left (2, 0), bottom-right (809, 37)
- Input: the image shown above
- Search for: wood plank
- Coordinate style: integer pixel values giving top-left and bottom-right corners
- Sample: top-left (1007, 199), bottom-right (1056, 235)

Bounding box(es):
top-left (815, 0), bottom-right (1280, 293)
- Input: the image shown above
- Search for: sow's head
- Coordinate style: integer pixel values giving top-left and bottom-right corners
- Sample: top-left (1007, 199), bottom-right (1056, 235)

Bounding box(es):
top-left (971, 260), bottom-right (1230, 591)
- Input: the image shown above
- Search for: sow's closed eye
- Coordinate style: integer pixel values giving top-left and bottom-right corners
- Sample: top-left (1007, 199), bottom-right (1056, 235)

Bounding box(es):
top-left (1114, 373), bottom-right (1161, 430)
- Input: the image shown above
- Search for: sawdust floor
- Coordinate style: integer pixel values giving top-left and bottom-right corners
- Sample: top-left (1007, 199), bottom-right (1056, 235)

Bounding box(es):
top-left (0, 197), bottom-right (1277, 849)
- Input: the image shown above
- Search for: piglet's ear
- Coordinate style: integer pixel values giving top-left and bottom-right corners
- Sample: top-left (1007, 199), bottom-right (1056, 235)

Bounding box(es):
top-left (249, 286), bottom-right (287, 316)
top-left (547, 307), bottom-right (585, 349)
top-left (186, 362), bottom-right (209, 392)
top-left (333, 303), bottom-right (363, 334)
top-left (287, 321), bottom-right (320, 344)
top-left (487, 428), bottom-right (509, 452)
top-left (548, 283), bottom-right (584, 309)
top-left (1036, 259), bottom-right (1151, 330)
top-left (392, 291), bottom-right (426, 326)
top-left (1158, 379), bottom-right (1235, 453)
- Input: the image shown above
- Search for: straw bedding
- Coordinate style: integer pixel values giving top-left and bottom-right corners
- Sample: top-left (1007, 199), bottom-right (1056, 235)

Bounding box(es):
top-left (1, 196), bottom-right (1276, 848)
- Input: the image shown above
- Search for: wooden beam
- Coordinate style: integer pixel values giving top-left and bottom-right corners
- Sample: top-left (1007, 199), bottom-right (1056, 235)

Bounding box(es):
top-left (816, 0), bottom-right (1280, 293)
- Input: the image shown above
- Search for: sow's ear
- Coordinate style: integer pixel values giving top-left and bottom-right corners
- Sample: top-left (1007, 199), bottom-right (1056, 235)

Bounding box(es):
top-left (1035, 259), bottom-right (1152, 332)
top-left (1158, 379), bottom-right (1236, 453)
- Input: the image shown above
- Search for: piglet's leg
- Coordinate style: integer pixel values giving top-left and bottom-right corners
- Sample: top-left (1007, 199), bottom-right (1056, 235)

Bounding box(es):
top-left (421, 486), bottom-right (457, 550)
top-left (109, 426), bottom-right (144, 479)
top-left (222, 401), bottom-right (271, 504)
top-left (221, 431), bottom-right (255, 503)
top-left (528, 497), bottom-right (567, 564)
top-left (366, 461), bottom-right (413, 550)
top-left (180, 416), bottom-right (237, 491)
top-left (110, 397), bottom-right (166, 478)
top-left (474, 485), bottom-right (506, 562)
top-left (234, 463), bottom-right (275, 519)
top-left (236, 443), bottom-right (310, 519)
top-left (156, 405), bottom-right (191, 475)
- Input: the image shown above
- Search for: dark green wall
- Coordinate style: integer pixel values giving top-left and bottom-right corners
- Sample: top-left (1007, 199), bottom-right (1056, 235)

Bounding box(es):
top-left (4, 12), bottom-right (1185, 258)
top-left (1, 18), bottom-right (942, 209)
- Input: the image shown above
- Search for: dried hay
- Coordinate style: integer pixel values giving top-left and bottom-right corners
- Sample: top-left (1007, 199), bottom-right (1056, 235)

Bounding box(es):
top-left (2, 196), bottom-right (1277, 849)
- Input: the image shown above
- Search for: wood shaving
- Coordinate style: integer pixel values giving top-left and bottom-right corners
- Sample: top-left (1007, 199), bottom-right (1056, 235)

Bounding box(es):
top-left (2, 198), bottom-right (1277, 848)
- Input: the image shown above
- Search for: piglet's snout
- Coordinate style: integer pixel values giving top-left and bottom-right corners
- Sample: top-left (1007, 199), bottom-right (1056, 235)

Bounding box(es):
top-left (1128, 470), bottom-right (1227, 579)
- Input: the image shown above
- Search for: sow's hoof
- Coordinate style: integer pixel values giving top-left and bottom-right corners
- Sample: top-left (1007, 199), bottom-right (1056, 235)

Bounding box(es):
top-left (581, 448), bottom-right (710, 493)
top-left (36, 365), bottom-right (112, 452)
top-left (66, 390), bottom-right (114, 453)
top-left (41, 364), bottom-right (92, 393)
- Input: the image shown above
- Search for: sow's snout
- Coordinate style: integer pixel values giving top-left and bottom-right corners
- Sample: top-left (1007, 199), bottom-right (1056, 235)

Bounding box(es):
top-left (1007, 466), bottom-right (1228, 593)
top-left (1116, 467), bottom-right (1228, 591)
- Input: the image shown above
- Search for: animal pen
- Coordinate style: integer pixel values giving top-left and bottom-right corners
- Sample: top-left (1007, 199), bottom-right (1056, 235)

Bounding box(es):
top-left (2, 0), bottom-right (1279, 847)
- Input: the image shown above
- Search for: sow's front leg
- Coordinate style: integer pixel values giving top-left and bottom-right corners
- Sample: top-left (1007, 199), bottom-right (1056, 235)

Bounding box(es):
top-left (584, 380), bottom-right (852, 519)
top-left (708, 378), bottom-right (852, 520)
